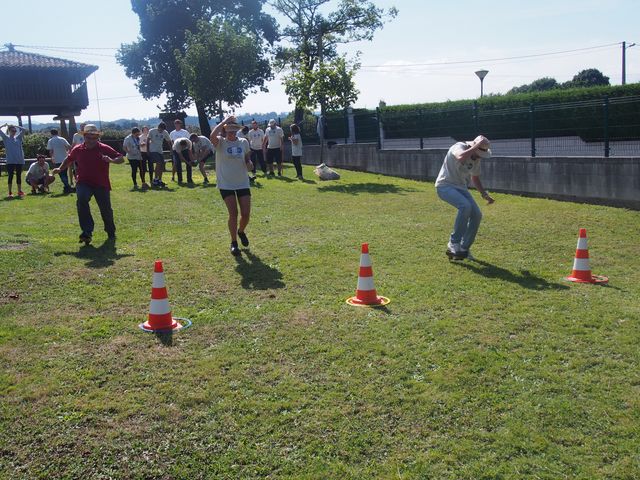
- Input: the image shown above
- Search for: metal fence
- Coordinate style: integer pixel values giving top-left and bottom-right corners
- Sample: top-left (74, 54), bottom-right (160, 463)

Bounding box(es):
top-left (318, 95), bottom-right (640, 157)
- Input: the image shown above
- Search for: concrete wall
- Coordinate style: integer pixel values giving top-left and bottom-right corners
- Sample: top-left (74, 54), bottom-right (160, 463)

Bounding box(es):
top-left (300, 143), bottom-right (640, 209)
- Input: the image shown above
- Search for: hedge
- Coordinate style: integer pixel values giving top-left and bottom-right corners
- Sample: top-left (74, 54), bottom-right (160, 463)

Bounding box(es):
top-left (323, 83), bottom-right (640, 142)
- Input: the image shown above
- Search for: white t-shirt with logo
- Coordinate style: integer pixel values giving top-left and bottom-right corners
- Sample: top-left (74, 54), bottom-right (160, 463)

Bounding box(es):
top-left (147, 128), bottom-right (171, 153)
top-left (248, 128), bottom-right (264, 150)
top-left (46, 135), bottom-right (71, 164)
top-left (290, 134), bottom-right (303, 156)
top-left (265, 126), bottom-right (284, 149)
top-left (435, 142), bottom-right (482, 189)
top-left (215, 137), bottom-right (250, 190)
top-left (123, 134), bottom-right (142, 160)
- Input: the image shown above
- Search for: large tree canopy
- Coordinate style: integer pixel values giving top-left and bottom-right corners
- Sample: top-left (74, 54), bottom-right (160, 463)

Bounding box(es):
top-left (176, 20), bottom-right (272, 118)
top-left (565, 68), bottom-right (610, 88)
top-left (117, 0), bottom-right (277, 134)
top-left (271, 0), bottom-right (397, 120)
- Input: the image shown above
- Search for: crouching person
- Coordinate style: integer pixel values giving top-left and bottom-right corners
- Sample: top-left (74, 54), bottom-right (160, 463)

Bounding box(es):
top-left (26, 154), bottom-right (55, 193)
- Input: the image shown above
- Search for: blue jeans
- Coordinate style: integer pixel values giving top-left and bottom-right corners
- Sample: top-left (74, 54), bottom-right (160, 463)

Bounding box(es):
top-left (437, 185), bottom-right (482, 250)
top-left (54, 163), bottom-right (70, 188)
top-left (76, 183), bottom-right (115, 238)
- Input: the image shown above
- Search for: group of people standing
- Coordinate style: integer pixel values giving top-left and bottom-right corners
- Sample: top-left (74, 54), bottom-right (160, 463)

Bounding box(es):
top-left (2, 116), bottom-right (494, 260)
top-left (119, 118), bottom-right (304, 192)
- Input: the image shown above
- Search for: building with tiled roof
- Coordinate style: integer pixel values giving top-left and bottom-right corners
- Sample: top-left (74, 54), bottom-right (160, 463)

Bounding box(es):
top-left (0, 44), bottom-right (98, 135)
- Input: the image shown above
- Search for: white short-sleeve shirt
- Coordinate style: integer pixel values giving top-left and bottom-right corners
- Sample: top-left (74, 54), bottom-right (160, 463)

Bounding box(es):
top-left (47, 135), bottom-right (71, 164)
top-left (215, 137), bottom-right (250, 190)
top-left (435, 142), bottom-right (482, 189)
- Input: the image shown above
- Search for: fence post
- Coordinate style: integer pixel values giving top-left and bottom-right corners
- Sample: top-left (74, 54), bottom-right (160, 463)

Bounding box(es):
top-left (376, 107), bottom-right (382, 150)
top-left (603, 95), bottom-right (610, 158)
top-left (473, 101), bottom-right (479, 134)
top-left (344, 108), bottom-right (348, 144)
top-left (529, 103), bottom-right (536, 158)
top-left (419, 110), bottom-right (424, 149)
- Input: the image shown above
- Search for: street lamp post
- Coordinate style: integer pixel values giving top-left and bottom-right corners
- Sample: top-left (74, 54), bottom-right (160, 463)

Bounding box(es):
top-left (622, 41), bottom-right (636, 85)
top-left (475, 70), bottom-right (489, 98)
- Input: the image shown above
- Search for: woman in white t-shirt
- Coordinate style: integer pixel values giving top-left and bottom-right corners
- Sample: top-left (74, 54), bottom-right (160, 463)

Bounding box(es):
top-left (210, 116), bottom-right (254, 256)
top-left (289, 123), bottom-right (304, 180)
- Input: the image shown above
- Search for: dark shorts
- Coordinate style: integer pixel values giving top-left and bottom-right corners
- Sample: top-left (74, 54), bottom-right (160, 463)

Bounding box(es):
top-left (219, 188), bottom-right (251, 199)
top-left (28, 177), bottom-right (46, 185)
top-left (199, 151), bottom-right (214, 163)
top-left (149, 152), bottom-right (164, 164)
top-left (266, 148), bottom-right (281, 164)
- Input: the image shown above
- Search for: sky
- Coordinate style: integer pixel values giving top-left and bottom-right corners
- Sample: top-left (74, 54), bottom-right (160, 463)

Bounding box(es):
top-left (1, 0), bottom-right (639, 124)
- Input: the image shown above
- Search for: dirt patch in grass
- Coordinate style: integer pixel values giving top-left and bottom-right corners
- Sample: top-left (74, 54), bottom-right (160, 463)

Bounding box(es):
top-left (0, 241), bottom-right (29, 251)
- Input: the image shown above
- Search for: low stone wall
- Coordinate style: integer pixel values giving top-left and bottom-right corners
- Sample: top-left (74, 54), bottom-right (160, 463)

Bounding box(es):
top-left (300, 143), bottom-right (640, 209)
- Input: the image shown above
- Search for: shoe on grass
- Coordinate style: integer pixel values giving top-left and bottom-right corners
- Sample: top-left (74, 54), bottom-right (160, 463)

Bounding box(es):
top-left (230, 241), bottom-right (241, 256)
top-left (79, 234), bottom-right (92, 245)
top-left (460, 249), bottom-right (475, 261)
top-left (237, 230), bottom-right (249, 247)
top-left (447, 241), bottom-right (462, 255)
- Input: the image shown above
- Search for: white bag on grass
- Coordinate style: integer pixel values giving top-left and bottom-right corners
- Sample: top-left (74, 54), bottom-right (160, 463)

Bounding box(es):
top-left (314, 163), bottom-right (340, 181)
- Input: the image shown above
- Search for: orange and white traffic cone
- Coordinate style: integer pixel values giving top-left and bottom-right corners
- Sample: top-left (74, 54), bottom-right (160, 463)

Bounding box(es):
top-left (565, 228), bottom-right (608, 284)
top-left (346, 243), bottom-right (390, 307)
top-left (139, 260), bottom-right (191, 332)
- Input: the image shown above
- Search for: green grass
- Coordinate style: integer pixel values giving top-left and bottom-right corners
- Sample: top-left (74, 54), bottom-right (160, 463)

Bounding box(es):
top-left (1, 164), bottom-right (639, 479)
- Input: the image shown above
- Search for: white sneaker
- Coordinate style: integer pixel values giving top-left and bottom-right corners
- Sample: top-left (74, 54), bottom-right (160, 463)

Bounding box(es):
top-left (447, 241), bottom-right (462, 255)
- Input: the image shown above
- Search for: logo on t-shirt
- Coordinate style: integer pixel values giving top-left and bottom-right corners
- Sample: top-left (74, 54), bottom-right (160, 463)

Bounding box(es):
top-left (226, 146), bottom-right (244, 156)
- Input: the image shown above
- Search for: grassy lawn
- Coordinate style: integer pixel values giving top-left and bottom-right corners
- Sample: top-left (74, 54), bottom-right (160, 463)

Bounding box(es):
top-left (1, 163), bottom-right (639, 479)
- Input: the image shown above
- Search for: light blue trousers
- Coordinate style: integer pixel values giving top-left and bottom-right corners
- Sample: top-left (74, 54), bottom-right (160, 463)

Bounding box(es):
top-left (437, 185), bottom-right (482, 250)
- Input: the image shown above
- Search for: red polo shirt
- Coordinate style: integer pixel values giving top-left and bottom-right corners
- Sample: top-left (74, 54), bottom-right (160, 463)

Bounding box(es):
top-left (68, 142), bottom-right (120, 190)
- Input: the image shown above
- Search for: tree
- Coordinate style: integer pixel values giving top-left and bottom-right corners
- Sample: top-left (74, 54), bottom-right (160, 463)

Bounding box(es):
top-left (176, 20), bottom-right (272, 121)
top-left (564, 68), bottom-right (610, 88)
top-left (284, 55), bottom-right (360, 114)
top-left (271, 0), bottom-right (397, 121)
top-left (117, 0), bottom-right (277, 135)
top-left (507, 77), bottom-right (559, 95)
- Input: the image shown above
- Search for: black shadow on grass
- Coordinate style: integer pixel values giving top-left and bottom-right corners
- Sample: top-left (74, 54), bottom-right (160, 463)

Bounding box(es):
top-left (235, 250), bottom-right (285, 290)
top-left (273, 175), bottom-right (296, 183)
top-left (55, 238), bottom-right (133, 269)
top-left (48, 191), bottom-right (74, 198)
top-left (316, 183), bottom-right (417, 195)
top-left (154, 331), bottom-right (174, 346)
top-left (1, 195), bottom-right (25, 202)
top-left (454, 259), bottom-right (570, 291)
top-left (300, 178), bottom-right (317, 184)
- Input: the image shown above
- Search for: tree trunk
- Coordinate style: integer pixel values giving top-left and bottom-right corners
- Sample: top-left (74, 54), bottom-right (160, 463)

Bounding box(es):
top-left (294, 106), bottom-right (305, 125)
top-left (195, 100), bottom-right (211, 137)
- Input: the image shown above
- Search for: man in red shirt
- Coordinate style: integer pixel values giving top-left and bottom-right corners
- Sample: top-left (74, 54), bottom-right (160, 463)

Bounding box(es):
top-left (53, 124), bottom-right (125, 245)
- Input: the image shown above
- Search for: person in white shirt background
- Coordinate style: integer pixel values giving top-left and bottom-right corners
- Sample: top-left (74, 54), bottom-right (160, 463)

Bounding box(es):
top-left (262, 119), bottom-right (284, 176)
top-left (147, 122), bottom-right (171, 187)
top-left (47, 129), bottom-right (72, 193)
top-left (169, 119), bottom-right (190, 183)
top-left (189, 133), bottom-right (213, 185)
top-left (289, 123), bottom-right (304, 180)
top-left (247, 120), bottom-right (266, 175)
top-left (171, 137), bottom-right (194, 184)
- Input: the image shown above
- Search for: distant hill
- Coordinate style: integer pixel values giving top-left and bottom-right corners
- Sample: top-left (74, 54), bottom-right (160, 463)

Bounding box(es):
top-left (27, 112), bottom-right (291, 132)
